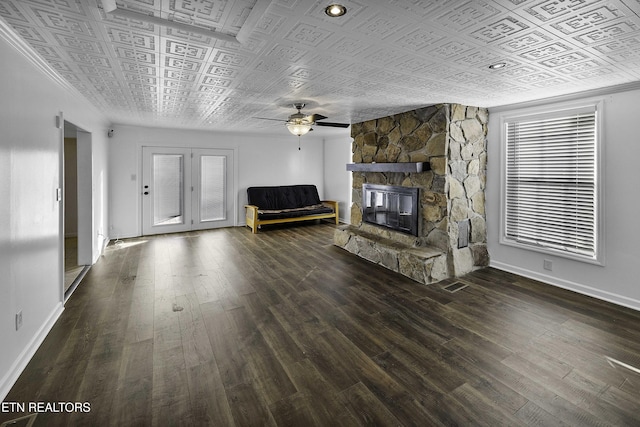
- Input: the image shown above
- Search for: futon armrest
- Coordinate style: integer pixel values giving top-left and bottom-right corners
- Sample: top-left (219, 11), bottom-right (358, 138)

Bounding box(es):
top-left (321, 200), bottom-right (339, 224)
top-left (321, 200), bottom-right (338, 210)
top-left (245, 204), bottom-right (259, 220)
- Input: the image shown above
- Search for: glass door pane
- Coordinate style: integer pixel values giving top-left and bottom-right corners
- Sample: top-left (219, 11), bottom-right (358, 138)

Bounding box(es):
top-left (142, 147), bottom-right (191, 236)
top-left (153, 154), bottom-right (184, 225)
top-left (192, 148), bottom-right (234, 230)
top-left (200, 155), bottom-right (225, 222)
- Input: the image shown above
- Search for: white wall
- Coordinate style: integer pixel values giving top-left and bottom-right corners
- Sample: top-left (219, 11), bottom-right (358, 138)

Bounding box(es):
top-left (487, 86), bottom-right (640, 311)
top-left (108, 125), bottom-right (331, 238)
top-left (0, 25), bottom-right (111, 399)
top-left (323, 134), bottom-right (352, 223)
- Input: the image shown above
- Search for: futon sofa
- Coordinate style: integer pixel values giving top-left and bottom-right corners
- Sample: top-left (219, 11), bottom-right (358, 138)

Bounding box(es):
top-left (244, 185), bottom-right (339, 234)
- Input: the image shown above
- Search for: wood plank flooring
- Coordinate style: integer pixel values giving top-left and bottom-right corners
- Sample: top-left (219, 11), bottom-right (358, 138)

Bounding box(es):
top-left (2, 222), bottom-right (640, 426)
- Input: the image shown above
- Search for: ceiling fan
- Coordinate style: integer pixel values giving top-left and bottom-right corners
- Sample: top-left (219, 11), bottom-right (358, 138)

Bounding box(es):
top-left (255, 103), bottom-right (350, 137)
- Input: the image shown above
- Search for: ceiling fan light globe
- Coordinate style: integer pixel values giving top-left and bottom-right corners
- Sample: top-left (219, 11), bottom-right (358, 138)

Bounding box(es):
top-left (286, 122), bottom-right (312, 136)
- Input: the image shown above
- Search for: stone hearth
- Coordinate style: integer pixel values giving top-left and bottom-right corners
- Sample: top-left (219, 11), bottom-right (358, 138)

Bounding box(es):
top-left (334, 103), bottom-right (489, 285)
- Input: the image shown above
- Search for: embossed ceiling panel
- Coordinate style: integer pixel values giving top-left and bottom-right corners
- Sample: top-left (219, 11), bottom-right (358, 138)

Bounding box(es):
top-left (1, 0), bottom-right (640, 132)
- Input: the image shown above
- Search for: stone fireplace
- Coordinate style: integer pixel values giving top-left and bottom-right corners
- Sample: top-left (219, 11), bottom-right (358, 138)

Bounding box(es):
top-left (334, 103), bottom-right (489, 285)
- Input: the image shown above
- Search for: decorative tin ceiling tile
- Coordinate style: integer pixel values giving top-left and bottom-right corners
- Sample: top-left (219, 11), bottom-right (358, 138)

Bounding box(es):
top-left (453, 49), bottom-right (504, 66)
top-left (121, 62), bottom-right (157, 75)
top-left (10, 24), bottom-right (48, 43)
top-left (201, 75), bottom-right (231, 86)
top-left (0, 2), bottom-right (29, 22)
top-left (107, 27), bottom-right (156, 49)
top-left (556, 59), bottom-right (604, 74)
top-left (384, 0), bottom-right (451, 17)
top-left (30, 43), bottom-right (62, 58)
top-left (519, 42), bottom-right (574, 60)
top-left (551, 4), bottom-right (626, 35)
top-left (321, 35), bottom-right (368, 57)
top-left (572, 20), bottom-right (639, 45)
top-left (67, 51), bottom-right (113, 68)
top-left (395, 58), bottom-right (433, 74)
top-left (116, 46), bottom-right (155, 63)
top-left (539, 51), bottom-right (591, 67)
top-left (165, 40), bottom-right (209, 59)
top-left (284, 22), bottom-right (331, 47)
top-left (0, 0), bottom-right (639, 130)
top-left (498, 30), bottom-right (554, 52)
top-left (436, 0), bottom-right (504, 31)
top-left (523, 0), bottom-right (599, 23)
top-left (428, 40), bottom-right (475, 58)
top-left (31, 7), bottom-right (95, 36)
top-left (471, 16), bottom-right (530, 43)
top-left (265, 43), bottom-right (306, 62)
top-left (52, 32), bottom-right (105, 53)
top-left (353, 11), bottom-right (407, 38)
top-left (164, 56), bottom-right (200, 71)
top-left (285, 67), bottom-right (309, 80)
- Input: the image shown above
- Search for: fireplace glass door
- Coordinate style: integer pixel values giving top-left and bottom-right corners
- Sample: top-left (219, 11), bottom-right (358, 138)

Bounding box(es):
top-left (363, 184), bottom-right (419, 236)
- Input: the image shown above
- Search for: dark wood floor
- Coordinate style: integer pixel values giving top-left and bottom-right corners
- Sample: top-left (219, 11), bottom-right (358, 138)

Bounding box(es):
top-left (3, 223), bottom-right (640, 426)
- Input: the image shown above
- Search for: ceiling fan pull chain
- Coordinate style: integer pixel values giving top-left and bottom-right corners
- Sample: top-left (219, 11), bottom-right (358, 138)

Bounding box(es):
top-left (298, 135), bottom-right (301, 150)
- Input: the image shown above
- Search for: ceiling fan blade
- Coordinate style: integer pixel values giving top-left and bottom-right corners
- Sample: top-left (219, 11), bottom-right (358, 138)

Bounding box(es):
top-left (253, 117), bottom-right (286, 122)
top-left (310, 113), bottom-right (328, 121)
top-left (314, 121), bottom-right (350, 128)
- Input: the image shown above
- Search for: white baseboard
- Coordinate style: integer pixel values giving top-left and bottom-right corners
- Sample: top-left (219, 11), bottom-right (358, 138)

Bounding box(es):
top-left (0, 303), bottom-right (64, 401)
top-left (490, 261), bottom-right (640, 312)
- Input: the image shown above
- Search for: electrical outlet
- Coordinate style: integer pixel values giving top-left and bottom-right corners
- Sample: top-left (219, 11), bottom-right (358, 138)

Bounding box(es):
top-left (15, 311), bottom-right (23, 331)
top-left (543, 259), bottom-right (553, 271)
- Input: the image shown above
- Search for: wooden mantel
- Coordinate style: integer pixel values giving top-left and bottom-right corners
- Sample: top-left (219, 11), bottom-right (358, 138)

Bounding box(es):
top-left (346, 162), bottom-right (430, 173)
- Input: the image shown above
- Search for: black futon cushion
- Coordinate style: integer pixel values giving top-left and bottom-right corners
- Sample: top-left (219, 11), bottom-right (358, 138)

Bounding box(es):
top-left (247, 185), bottom-right (322, 210)
top-left (256, 205), bottom-right (334, 220)
top-left (247, 185), bottom-right (333, 220)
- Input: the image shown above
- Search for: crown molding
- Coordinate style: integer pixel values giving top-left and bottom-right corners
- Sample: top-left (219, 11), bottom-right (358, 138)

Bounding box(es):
top-left (489, 81), bottom-right (640, 113)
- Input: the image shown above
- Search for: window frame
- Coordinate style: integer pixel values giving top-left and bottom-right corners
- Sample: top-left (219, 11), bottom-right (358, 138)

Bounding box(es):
top-left (499, 100), bottom-right (605, 265)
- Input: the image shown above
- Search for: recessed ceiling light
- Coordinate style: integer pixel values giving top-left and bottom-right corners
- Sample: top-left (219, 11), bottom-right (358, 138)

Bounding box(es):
top-left (488, 62), bottom-right (507, 70)
top-left (325, 4), bottom-right (347, 17)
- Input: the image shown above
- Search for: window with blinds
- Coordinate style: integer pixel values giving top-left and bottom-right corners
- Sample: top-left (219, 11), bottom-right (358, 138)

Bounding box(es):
top-left (503, 104), bottom-right (600, 262)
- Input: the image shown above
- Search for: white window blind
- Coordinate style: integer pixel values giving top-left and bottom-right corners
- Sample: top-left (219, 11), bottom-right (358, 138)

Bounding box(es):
top-left (153, 154), bottom-right (184, 226)
top-left (200, 155), bottom-right (226, 222)
top-left (504, 105), bottom-right (598, 260)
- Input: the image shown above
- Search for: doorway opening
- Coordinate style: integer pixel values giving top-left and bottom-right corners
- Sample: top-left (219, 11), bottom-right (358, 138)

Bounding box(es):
top-left (63, 121), bottom-right (92, 299)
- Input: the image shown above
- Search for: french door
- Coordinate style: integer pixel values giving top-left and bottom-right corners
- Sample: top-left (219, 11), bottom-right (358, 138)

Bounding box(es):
top-left (142, 147), bottom-right (234, 235)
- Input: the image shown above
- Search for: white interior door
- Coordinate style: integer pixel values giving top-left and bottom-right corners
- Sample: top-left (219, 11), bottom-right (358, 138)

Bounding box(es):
top-left (142, 147), bottom-right (234, 235)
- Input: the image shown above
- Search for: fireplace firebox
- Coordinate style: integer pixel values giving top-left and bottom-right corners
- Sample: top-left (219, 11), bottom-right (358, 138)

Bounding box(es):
top-left (362, 184), bottom-right (419, 236)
